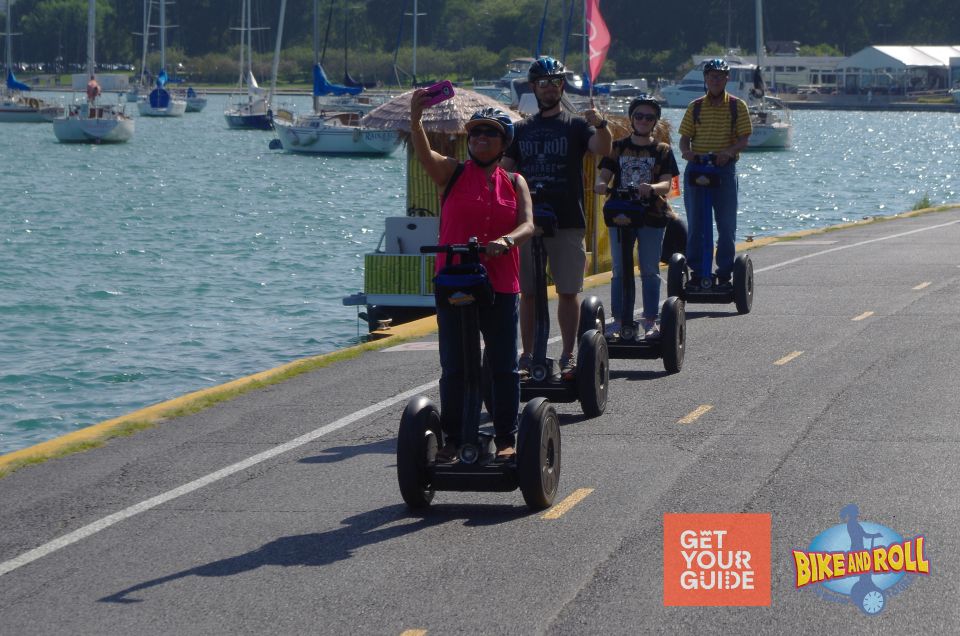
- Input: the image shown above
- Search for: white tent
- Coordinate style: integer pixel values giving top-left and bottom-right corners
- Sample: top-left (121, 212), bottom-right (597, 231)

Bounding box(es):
top-left (836, 46), bottom-right (960, 93)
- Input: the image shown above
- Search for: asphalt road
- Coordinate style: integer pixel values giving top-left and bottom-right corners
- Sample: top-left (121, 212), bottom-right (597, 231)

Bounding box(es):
top-left (1, 209), bottom-right (959, 635)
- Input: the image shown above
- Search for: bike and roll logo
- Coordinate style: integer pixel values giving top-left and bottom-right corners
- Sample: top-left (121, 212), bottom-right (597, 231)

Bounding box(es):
top-left (792, 504), bottom-right (930, 615)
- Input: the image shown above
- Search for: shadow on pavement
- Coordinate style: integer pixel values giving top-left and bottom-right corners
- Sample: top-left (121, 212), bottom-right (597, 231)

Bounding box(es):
top-left (298, 438), bottom-right (395, 464)
top-left (99, 503), bottom-right (528, 604)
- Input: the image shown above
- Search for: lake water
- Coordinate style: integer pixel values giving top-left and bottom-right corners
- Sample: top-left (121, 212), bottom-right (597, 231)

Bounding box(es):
top-left (1, 94), bottom-right (958, 453)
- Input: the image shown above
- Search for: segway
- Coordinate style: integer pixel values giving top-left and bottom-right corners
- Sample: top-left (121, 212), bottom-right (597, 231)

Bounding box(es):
top-left (602, 190), bottom-right (685, 373)
top-left (517, 186), bottom-right (609, 417)
top-left (667, 154), bottom-right (753, 314)
top-left (396, 239), bottom-right (561, 511)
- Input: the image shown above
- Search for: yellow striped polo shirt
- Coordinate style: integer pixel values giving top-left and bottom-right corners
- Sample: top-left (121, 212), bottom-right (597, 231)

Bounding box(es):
top-left (678, 93), bottom-right (752, 157)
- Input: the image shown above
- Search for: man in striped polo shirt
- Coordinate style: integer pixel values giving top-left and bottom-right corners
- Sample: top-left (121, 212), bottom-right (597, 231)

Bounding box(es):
top-left (678, 59), bottom-right (752, 289)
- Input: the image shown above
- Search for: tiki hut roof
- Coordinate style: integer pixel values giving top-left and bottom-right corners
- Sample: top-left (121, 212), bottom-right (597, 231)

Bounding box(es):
top-left (361, 88), bottom-right (522, 134)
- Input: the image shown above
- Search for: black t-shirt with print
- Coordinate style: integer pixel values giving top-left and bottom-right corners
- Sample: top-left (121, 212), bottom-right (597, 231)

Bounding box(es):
top-left (504, 111), bottom-right (595, 229)
top-left (598, 138), bottom-right (679, 194)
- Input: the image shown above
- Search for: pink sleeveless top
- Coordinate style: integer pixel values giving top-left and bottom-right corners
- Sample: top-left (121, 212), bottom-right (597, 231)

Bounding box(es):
top-left (437, 161), bottom-right (521, 294)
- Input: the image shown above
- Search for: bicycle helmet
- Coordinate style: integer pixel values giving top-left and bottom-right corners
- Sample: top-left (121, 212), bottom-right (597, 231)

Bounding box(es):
top-left (528, 56), bottom-right (566, 82)
top-left (464, 107), bottom-right (515, 147)
top-left (702, 58), bottom-right (730, 75)
top-left (627, 94), bottom-right (662, 120)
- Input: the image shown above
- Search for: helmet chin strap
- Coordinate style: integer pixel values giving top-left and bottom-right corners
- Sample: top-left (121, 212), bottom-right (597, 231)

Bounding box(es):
top-left (536, 95), bottom-right (561, 112)
top-left (468, 149), bottom-right (503, 167)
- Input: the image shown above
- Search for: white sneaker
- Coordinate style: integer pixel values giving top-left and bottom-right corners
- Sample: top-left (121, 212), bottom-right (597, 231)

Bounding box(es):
top-left (643, 321), bottom-right (660, 339)
top-left (604, 323), bottom-right (619, 339)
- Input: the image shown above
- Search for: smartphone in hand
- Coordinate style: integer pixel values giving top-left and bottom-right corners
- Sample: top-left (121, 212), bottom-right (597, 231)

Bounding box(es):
top-left (422, 80), bottom-right (455, 107)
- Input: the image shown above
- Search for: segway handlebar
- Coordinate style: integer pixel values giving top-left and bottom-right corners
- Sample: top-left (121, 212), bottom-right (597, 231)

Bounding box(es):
top-left (691, 153), bottom-right (719, 166)
top-left (420, 238), bottom-right (490, 258)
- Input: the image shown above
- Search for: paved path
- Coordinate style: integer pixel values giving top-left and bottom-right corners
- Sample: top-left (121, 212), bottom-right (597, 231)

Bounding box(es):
top-left (1, 209), bottom-right (959, 634)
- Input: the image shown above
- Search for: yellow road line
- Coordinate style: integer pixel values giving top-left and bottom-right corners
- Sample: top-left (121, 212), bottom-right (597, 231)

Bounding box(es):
top-left (852, 311), bottom-right (875, 321)
top-left (774, 351), bottom-right (804, 366)
top-left (678, 405), bottom-right (713, 425)
top-left (400, 630), bottom-right (428, 636)
top-left (542, 487), bottom-right (594, 519)
top-left (913, 281), bottom-right (931, 290)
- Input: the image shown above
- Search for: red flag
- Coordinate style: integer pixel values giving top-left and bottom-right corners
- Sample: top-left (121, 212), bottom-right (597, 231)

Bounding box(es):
top-left (586, 0), bottom-right (610, 83)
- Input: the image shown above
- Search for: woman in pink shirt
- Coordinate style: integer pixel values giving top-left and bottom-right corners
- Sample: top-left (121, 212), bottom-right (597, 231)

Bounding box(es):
top-left (409, 91), bottom-right (533, 460)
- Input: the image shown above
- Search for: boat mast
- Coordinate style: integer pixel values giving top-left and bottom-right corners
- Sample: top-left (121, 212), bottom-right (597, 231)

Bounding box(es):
top-left (4, 0), bottom-right (12, 76)
top-left (137, 0), bottom-right (152, 86)
top-left (268, 0), bottom-right (286, 105)
top-left (159, 0), bottom-right (166, 72)
top-left (404, 0), bottom-right (425, 84)
top-left (86, 0), bottom-right (96, 77)
top-left (755, 0), bottom-right (763, 74)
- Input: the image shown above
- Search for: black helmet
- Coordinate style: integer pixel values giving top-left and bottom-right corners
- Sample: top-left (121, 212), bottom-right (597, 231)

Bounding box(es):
top-left (627, 94), bottom-right (661, 120)
top-left (528, 56), bottom-right (565, 82)
top-left (464, 107), bottom-right (515, 147)
top-left (702, 58), bottom-right (730, 75)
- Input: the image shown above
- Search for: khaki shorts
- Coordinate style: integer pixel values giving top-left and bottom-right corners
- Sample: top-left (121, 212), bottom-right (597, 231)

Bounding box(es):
top-left (519, 227), bottom-right (586, 295)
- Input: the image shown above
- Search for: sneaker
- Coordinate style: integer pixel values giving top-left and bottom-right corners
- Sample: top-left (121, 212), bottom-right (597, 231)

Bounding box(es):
top-left (604, 322), bottom-right (619, 339)
top-left (715, 277), bottom-right (733, 292)
top-left (435, 443), bottom-right (458, 463)
top-left (518, 353), bottom-right (532, 379)
top-left (642, 320), bottom-right (661, 339)
top-left (686, 276), bottom-right (701, 290)
top-left (559, 354), bottom-right (576, 381)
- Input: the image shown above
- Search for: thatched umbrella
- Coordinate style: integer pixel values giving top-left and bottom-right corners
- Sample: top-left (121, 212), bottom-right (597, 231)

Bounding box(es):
top-left (361, 88), bottom-right (522, 134)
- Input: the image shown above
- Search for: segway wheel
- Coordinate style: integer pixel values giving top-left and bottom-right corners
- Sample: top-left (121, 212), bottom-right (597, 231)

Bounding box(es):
top-left (576, 330), bottom-right (609, 417)
top-left (660, 296), bottom-right (685, 374)
top-left (667, 253), bottom-right (687, 299)
top-left (733, 254), bottom-right (754, 314)
top-left (577, 296), bottom-right (606, 341)
top-left (397, 396), bottom-right (441, 508)
top-left (517, 398), bottom-right (561, 510)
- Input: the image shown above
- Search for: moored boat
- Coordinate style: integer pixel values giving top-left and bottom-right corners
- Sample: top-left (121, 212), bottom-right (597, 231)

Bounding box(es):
top-left (273, 110), bottom-right (399, 155)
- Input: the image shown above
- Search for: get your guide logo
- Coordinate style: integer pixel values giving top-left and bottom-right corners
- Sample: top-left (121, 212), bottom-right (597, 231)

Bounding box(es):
top-left (663, 513), bottom-right (771, 606)
top-left (792, 504), bottom-right (930, 616)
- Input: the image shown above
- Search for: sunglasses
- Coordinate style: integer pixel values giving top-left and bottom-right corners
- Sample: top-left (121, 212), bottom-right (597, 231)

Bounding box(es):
top-left (535, 77), bottom-right (564, 88)
top-left (468, 127), bottom-right (501, 139)
top-left (632, 113), bottom-right (657, 122)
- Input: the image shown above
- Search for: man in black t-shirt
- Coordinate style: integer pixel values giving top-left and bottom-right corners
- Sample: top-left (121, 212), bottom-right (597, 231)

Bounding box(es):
top-left (502, 57), bottom-right (612, 381)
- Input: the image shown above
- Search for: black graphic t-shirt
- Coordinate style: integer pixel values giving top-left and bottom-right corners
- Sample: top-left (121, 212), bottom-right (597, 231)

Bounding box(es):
top-left (504, 111), bottom-right (595, 229)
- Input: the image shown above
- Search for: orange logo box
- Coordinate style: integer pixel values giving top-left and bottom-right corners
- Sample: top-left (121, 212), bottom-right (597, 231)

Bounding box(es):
top-left (663, 513), bottom-right (771, 606)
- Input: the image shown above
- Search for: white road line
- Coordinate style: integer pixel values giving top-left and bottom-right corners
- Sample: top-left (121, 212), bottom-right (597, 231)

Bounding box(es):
top-left (754, 218), bottom-right (960, 274)
top-left (3, 216), bottom-right (958, 578)
top-left (0, 380), bottom-right (439, 578)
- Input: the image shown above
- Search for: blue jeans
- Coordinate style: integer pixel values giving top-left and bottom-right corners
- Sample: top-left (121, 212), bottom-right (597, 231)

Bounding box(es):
top-left (437, 292), bottom-right (519, 447)
top-left (609, 225), bottom-right (666, 322)
top-left (683, 162), bottom-right (738, 280)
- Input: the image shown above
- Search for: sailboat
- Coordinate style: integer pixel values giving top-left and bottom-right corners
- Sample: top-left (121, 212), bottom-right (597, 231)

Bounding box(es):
top-left (53, 0), bottom-right (134, 143)
top-left (272, 0), bottom-right (398, 155)
top-left (137, 0), bottom-right (186, 117)
top-left (746, 0), bottom-right (792, 150)
top-left (1, 0), bottom-right (64, 122)
top-left (224, 0), bottom-right (274, 130)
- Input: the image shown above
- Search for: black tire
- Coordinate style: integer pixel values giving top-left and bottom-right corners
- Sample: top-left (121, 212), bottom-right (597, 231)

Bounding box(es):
top-left (734, 254), bottom-right (754, 314)
top-left (577, 296), bottom-right (605, 341)
top-left (667, 253), bottom-right (687, 299)
top-left (517, 398), bottom-right (561, 510)
top-left (576, 330), bottom-right (609, 417)
top-left (397, 396), bottom-right (441, 509)
top-left (660, 297), bottom-right (685, 373)
top-left (661, 215), bottom-right (688, 264)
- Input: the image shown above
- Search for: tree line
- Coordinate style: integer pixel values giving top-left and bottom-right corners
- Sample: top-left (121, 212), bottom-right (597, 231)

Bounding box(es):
top-left (3, 0), bottom-right (959, 85)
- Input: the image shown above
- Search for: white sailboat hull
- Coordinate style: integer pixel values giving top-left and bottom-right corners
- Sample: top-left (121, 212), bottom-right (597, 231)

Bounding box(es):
top-left (274, 118), bottom-right (400, 155)
top-left (748, 121), bottom-right (792, 149)
top-left (0, 98), bottom-right (63, 122)
top-left (138, 98), bottom-right (187, 117)
top-left (54, 108), bottom-right (135, 143)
